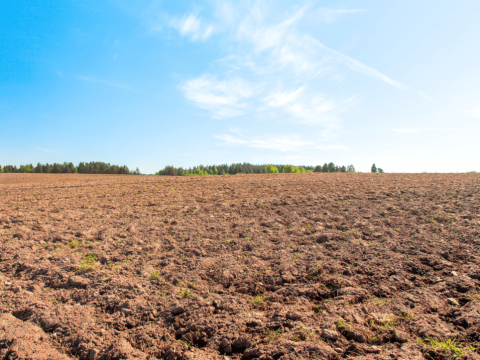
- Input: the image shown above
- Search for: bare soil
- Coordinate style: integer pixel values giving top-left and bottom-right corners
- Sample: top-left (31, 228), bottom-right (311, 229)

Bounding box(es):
top-left (0, 173), bottom-right (479, 360)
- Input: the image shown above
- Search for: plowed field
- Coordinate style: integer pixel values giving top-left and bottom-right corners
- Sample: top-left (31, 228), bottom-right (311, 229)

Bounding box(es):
top-left (1, 173), bottom-right (479, 360)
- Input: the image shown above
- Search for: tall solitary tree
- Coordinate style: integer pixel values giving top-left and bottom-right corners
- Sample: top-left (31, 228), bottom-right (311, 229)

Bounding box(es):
top-left (371, 163), bottom-right (377, 173)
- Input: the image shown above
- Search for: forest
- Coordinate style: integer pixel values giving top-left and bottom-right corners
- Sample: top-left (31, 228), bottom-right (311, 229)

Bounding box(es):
top-left (155, 162), bottom-right (356, 176)
top-left (0, 162), bottom-right (140, 175)
top-left (0, 161), bottom-right (362, 175)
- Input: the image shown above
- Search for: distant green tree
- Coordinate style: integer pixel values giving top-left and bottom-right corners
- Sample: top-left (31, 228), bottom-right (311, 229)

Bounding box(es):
top-left (265, 164), bottom-right (279, 173)
top-left (340, 165), bottom-right (347, 172)
top-left (327, 162), bottom-right (336, 173)
top-left (371, 163), bottom-right (377, 173)
top-left (321, 163), bottom-right (328, 172)
top-left (283, 165), bottom-right (295, 173)
top-left (19, 164), bottom-right (34, 173)
top-left (299, 167), bottom-right (307, 173)
top-left (0, 166), bottom-right (3, 173)
top-left (313, 165), bottom-right (322, 173)
top-left (51, 163), bottom-right (62, 173)
top-left (35, 163), bottom-right (42, 173)
top-left (346, 165), bottom-right (356, 173)
top-left (378, 168), bottom-right (384, 173)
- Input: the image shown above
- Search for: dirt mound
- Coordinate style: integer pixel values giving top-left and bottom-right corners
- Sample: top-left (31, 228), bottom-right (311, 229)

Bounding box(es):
top-left (0, 172), bottom-right (479, 359)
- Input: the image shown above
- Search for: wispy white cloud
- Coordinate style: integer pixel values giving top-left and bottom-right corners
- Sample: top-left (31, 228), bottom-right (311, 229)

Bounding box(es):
top-left (75, 75), bottom-right (155, 96)
top-left (215, 133), bottom-right (313, 152)
top-left (394, 128), bottom-right (422, 134)
top-left (393, 127), bottom-right (463, 134)
top-left (140, 1), bottom-right (428, 153)
top-left (314, 8), bottom-right (367, 24)
top-left (170, 13), bottom-right (214, 41)
top-left (215, 128), bottom-right (347, 152)
top-left (315, 144), bottom-right (348, 150)
top-left (76, 75), bottom-right (135, 91)
top-left (463, 101), bottom-right (480, 119)
top-left (175, 1), bottom-right (419, 130)
top-left (181, 75), bottom-right (255, 118)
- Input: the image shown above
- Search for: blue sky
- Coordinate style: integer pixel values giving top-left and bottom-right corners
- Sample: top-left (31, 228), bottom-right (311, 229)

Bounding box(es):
top-left (1, 0), bottom-right (479, 173)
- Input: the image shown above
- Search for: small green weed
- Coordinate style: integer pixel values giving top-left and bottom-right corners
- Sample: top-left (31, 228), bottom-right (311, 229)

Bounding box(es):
top-left (69, 239), bottom-right (81, 248)
top-left (149, 269), bottom-right (160, 280)
top-left (250, 294), bottom-right (266, 305)
top-left (267, 328), bottom-right (282, 342)
top-left (336, 318), bottom-right (352, 332)
top-left (309, 263), bottom-right (322, 275)
top-left (418, 338), bottom-right (475, 358)
top-left (76, 254), bottom-right (97, 274)
top-left (180, 289), bottom-right (192, 297)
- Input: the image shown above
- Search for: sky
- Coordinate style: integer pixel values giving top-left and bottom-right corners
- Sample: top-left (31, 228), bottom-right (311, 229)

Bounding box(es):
top-left (1, 0), bottom-right (479, 174)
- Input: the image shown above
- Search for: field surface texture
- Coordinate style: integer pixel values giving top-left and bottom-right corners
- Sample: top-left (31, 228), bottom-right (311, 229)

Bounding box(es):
top-left (0, 173), bottom-right (479, 360)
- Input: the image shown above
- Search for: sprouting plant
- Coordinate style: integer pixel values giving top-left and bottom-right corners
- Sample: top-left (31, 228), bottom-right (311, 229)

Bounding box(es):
top-left (225, 239), bottom-right (235, 245)
top-left (246, 237), bottom-right (250, 242)
top-left (267, 328), bottom-right (282, 342)
top-left (179, 281), bottom-right (195, 289)
top-left (123, 260), bottom-right (130, 266)
top-left (397, 310), bottom-right (414, 322)
top-left (69, 239), bottom-right (80, 248)
top-left (149, 269), bottom-right (160, 280)
top-left (420, 338), bottom-right (471, 357)
top-left (250, 294), bottom-right (266, 305)
top-left (76, 254), bottom-right (97, 274)
top-left (466, 344), bottom-right (476, 351)
top-left (292, 335), bottom-right (300, 341)
top-left (107, 261), bottom-right (118, 273)
top-left (180, 289), bottom-right (192, 297)
top-left (336, 318), bottom-right (352, 332)
top-left (309, 263), bottom-right (322, 275)
top-left (293, 253), bottom-right (299, 259)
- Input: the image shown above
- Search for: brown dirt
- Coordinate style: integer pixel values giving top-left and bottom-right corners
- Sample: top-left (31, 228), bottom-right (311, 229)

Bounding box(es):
top-left (0, 173), bottom-right (479, 360)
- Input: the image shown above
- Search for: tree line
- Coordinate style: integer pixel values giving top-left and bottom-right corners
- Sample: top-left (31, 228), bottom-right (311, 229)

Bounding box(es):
top-left (0, 162), bottom-right (140, 175)
top-left (156, 162), bottom-right (356, 176)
